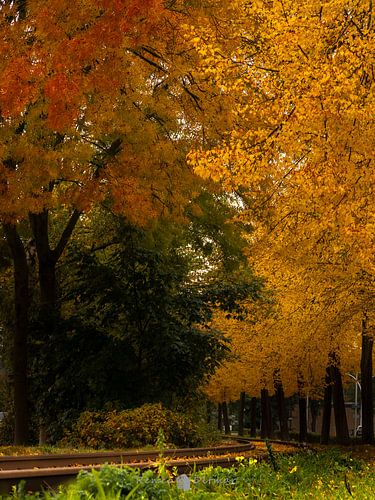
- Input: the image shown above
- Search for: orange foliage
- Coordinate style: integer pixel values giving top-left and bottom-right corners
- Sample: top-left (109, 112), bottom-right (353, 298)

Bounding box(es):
top-left (0, 0), bottom-right (202, 224)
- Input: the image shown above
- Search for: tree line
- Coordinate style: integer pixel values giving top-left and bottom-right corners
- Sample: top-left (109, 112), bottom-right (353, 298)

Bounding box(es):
top-left (0, 0), bottom-right (374, 445)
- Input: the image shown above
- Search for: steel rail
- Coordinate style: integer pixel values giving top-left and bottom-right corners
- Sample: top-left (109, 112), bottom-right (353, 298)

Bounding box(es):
top-left (0, 442), bottom-right (254, 470)
top-left (235, 436), bottom-right (309, 448)
top-left (0, 438), bottom-right (305, 494)
top-left (0, 441), bottom-right (255, 494)
top-left (0, 456), bottom-right (253, 494)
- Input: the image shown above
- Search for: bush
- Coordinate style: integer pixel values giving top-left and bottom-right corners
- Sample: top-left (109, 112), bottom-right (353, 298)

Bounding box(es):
top-left (61, 403), bottom-right (209, 449)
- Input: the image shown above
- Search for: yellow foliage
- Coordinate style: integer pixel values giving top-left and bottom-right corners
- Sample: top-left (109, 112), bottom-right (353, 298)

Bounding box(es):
top-left (192, 1), bottom-right (374, 401)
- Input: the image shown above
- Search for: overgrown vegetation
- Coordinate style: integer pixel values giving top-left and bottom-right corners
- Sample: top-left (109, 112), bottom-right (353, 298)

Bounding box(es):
top-left (60, 403), bottom-right (219, 449)
top-left (7, 450), bottom-right (375, 499)
top-left (0, 207), bottom-right (261, 444)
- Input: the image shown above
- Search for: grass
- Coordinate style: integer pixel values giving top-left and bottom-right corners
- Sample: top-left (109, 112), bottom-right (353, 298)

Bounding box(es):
top-left (6, 448), bottom-right (375, 499)
top-left (187, 450), bottom-right (375, 498)
top-left (0, 444), bottom-right (160, 456)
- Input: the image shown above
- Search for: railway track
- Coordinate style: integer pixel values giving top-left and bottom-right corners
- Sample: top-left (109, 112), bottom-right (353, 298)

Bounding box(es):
top-left (0, 438), bottom-right (303, 494)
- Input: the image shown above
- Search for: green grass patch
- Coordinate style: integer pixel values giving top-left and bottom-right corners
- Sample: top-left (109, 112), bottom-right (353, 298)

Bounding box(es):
top-left (8, 449), bottom-right (375, 499)
top-left (0, 443), bottom-right (167, 456)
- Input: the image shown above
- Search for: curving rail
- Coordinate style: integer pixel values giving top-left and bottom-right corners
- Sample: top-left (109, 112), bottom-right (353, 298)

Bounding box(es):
top-left (0, 438), bottom-right (305, 494)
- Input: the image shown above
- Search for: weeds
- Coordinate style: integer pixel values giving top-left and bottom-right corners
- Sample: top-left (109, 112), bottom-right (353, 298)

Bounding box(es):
top-left (6, 449), bottom-right (375, 499)
top-left (265, 439), bottom-right (279, 472)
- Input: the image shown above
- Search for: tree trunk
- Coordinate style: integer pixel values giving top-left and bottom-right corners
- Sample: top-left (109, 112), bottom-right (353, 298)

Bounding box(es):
top-left (297, 375), bottom-right (307, 443)
top-left (250, 397), bottom-right (257, 437)
top-left (29, 210), bottom-right (80, 443)
top-left (298, 396), bottom-right (307, 442)
top-left (217, 403), bottom-right (222, 431)
top-left (361, 314), bottom-right (374, 444)
top-left (260, 389), bottom-right (273, 438)
top-left (274, 378), bottom-right (289, 440)
top-left (222, 401), bottom-right (231, 434)
top-left (310, 400), bottom-right (319, 434)
top-left (238, 391), bottom-right (246, 436)
top-left (3, 223), bottom-right (30, 445)
top-left (29, 209), bottom-right (80, 311)
top-left (329, 358), bottom-right (350, 445)
top-left (321, 368), bottom-right (332, 444)
top-left (39, 422), bottom-right (48, 445)
top-left (29, 212), bottom-right (57, 309)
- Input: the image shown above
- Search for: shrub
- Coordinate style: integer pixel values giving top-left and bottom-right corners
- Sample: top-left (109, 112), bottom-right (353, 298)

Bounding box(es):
top-left (61, 403), bottom-right (207, 449)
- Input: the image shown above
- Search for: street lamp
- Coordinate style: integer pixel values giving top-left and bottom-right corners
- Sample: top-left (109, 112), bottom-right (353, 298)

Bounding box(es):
top-left (346, 373), bottom-right (361, 437)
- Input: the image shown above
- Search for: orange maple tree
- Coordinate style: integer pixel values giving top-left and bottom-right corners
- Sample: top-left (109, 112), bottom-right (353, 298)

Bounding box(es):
top-left (0, 0), bottom-right (222, 443)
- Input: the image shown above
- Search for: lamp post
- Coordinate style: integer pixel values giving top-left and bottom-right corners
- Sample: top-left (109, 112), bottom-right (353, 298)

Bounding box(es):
top-left (347, 373), bottom-right (361, 436)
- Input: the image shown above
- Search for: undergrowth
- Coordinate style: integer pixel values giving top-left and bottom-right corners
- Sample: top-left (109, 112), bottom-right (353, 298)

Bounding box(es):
top-left (7, 449), bottom-right (375, 499)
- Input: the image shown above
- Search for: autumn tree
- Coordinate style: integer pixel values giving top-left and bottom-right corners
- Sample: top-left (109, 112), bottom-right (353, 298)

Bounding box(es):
top-left (0, 0), bottom-right (235, 443)
top-left (187, 0), bottom-right (375, 442)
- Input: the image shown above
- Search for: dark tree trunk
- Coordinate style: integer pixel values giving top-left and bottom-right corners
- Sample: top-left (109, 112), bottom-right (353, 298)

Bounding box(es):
top-left (298, 396), bottom-right (307, 442)
top-left (29, 212), bottom-right (57, 310)
top-left (297, 375), bottom-right (307, 443)
top-left (274, 376), bottom-right (289, 440)
top-left (361, 315), bottom-right (374, 444)
top-left (250, 397), bottom-right (257, 437)
top-left (321, 368), bottom-right (332, 444)
top-left (260, 389), bottom-right (273, 438)
top-left (276, 384), bottom-right (289, 440)
top-left (217, 403), bottom-right (222, 431)
top-left (29, 209), bottom-right (80, 311)
top-left (3, 223), bottom-right (30, 445)
top-left (39, 258), bottom-right (58, 308)
top-left (238, 391), bottom-right (246, 436)
top-left (310, 400), bottom-right (319, 434)
top-left (29, 209), bottom-right (80, 443)
top-left (29, 212), bottom-right (58, 445)
top-left (329, 358), bottom-right (350, 445)
top-left (222, 401), bottom-right (231, 434)
top-left (39, 422), bottom-right (48, 445)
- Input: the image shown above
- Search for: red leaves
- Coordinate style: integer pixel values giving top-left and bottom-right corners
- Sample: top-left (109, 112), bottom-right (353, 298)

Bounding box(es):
top-left (0, 0), bottom-right (169, 127)
top-left (121, 0), bottom-right (166, 43)
top-left (44, 74), bottom-right (83, 130)
top-left (0, 57), bottom-right (39, 117)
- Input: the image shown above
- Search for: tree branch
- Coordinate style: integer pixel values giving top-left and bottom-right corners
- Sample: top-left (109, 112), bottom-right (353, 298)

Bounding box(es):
top-left (127, 48), bottom-right (167, 73)
top-left (53, 209), bottom-right (81, 262)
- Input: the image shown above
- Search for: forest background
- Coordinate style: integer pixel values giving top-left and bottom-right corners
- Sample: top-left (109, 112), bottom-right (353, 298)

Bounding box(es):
top-left (0, 0), bottom-right (374, 447)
